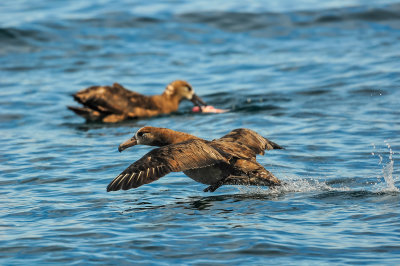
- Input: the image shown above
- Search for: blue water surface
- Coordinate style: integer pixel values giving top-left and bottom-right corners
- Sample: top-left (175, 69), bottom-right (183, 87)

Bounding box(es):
top-left (1, 0), bottom-right (400, 264)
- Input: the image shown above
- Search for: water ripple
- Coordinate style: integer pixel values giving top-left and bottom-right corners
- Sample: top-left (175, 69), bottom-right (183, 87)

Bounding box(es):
top-left (1, 0), bottom-right (400, 264)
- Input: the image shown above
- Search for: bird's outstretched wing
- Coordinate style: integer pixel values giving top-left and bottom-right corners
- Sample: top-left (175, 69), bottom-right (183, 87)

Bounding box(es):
top-left (216, 128), bottom-right (283, 156)
top-left (107, 140), bottom-right (228, 192)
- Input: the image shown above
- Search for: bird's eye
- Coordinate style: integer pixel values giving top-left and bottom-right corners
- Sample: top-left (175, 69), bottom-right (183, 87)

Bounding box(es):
top-left (137, 132), bottom-right (144, 137)
top-left (186, 86), bottom-right (192, 92)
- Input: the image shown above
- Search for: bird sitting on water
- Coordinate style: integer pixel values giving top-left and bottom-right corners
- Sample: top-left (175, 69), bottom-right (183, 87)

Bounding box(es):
top-left (68, 80), bottom-right (207, 123)
top-left (107, 126), bottom-right (283, 193)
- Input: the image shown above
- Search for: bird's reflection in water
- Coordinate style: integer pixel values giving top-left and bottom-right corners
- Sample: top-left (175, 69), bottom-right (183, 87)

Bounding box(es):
top-left (122, 191), bottom-right (283, 214)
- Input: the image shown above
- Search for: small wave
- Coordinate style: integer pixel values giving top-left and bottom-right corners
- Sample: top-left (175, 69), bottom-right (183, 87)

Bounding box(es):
top-left (0, 27), bottom-right (46, 43)
top-left (178, 3), bottom-right (400, 32)
top-left (203, 91), bottom-right (290, 114)
top-left (232, 103), bottom-right (283, 113)
top-left (315, 8), bottom-right (400, 24)
top-left (0, 27), bottom-right (49, 54)
top-left (69, 13), bottom-right (161, 28)
top-left (0, 28), bottom-right (19, 40)
top-left (0, 28), bottom-right (30, 44)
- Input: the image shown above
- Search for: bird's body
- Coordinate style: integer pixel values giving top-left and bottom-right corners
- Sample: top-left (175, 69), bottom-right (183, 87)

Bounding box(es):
top-left (107, 127), bottom-right (283, 192)
top-left (68, 80), bottom-right (206, 123)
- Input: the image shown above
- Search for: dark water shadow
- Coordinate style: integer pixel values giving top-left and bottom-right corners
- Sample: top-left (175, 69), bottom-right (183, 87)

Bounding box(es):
top-left (178, 4), bottom-right (400, 33)
top-left (122, 192), bottom-right (285, 214)
top-left (313, 190), bottom-right (400, 201)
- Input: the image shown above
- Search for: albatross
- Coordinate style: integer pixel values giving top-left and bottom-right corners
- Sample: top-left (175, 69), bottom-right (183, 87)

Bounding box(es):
top-left (68, 80), bottom-right (207, 123)
top-left (107, 127), bottom-right (283, 192)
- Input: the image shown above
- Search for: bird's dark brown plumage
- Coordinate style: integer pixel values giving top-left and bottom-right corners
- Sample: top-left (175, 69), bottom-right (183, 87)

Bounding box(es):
top-left (68, 80), bottom-right (206, 123)
top-left (107, 127), bottom-right (283, 192)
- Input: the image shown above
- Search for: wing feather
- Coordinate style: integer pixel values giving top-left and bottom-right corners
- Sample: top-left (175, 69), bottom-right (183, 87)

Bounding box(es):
top-left (215, 128), bottom-right (283, 156)
top-left (107, 140), bottom-right (228, 192)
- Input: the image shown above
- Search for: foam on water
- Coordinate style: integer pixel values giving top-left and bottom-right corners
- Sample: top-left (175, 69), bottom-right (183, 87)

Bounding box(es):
top-left (237, 177), bottom-right (351, 195)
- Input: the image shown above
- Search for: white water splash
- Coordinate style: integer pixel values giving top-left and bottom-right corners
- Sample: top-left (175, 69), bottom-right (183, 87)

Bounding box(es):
top-left (237, 176), bottom-right (351, 195)
top-left (372, 141), bottom-right (399, 192)
top-left (238, 141), bottom-right (398, 195)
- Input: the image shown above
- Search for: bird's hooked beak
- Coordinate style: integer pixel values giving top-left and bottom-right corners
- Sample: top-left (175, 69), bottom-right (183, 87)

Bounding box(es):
top-left (118, 137), bottom-right (137, 152)
top-left (190, 94), bottom-right (207, 108)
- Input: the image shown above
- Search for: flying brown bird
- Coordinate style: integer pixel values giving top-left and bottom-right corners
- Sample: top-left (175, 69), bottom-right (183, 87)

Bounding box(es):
top-left (107, 127), bottom-right (283, 192)
top-left (68, 80), bottom-right (206, 123)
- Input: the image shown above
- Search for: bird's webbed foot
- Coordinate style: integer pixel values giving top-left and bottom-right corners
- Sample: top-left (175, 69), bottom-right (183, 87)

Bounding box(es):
top-left (203, 179), bottom-right (225, 192)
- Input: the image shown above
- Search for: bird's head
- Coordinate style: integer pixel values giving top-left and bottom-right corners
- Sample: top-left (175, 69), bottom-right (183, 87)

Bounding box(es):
top-left (164, 80), bottom-right (207, 107)
top-left (118, 126), bottom-right (199, 152)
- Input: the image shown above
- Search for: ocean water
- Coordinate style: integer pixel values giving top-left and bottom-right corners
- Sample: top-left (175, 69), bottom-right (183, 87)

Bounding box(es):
top-left (1, 0), bottom-right (400, 264)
